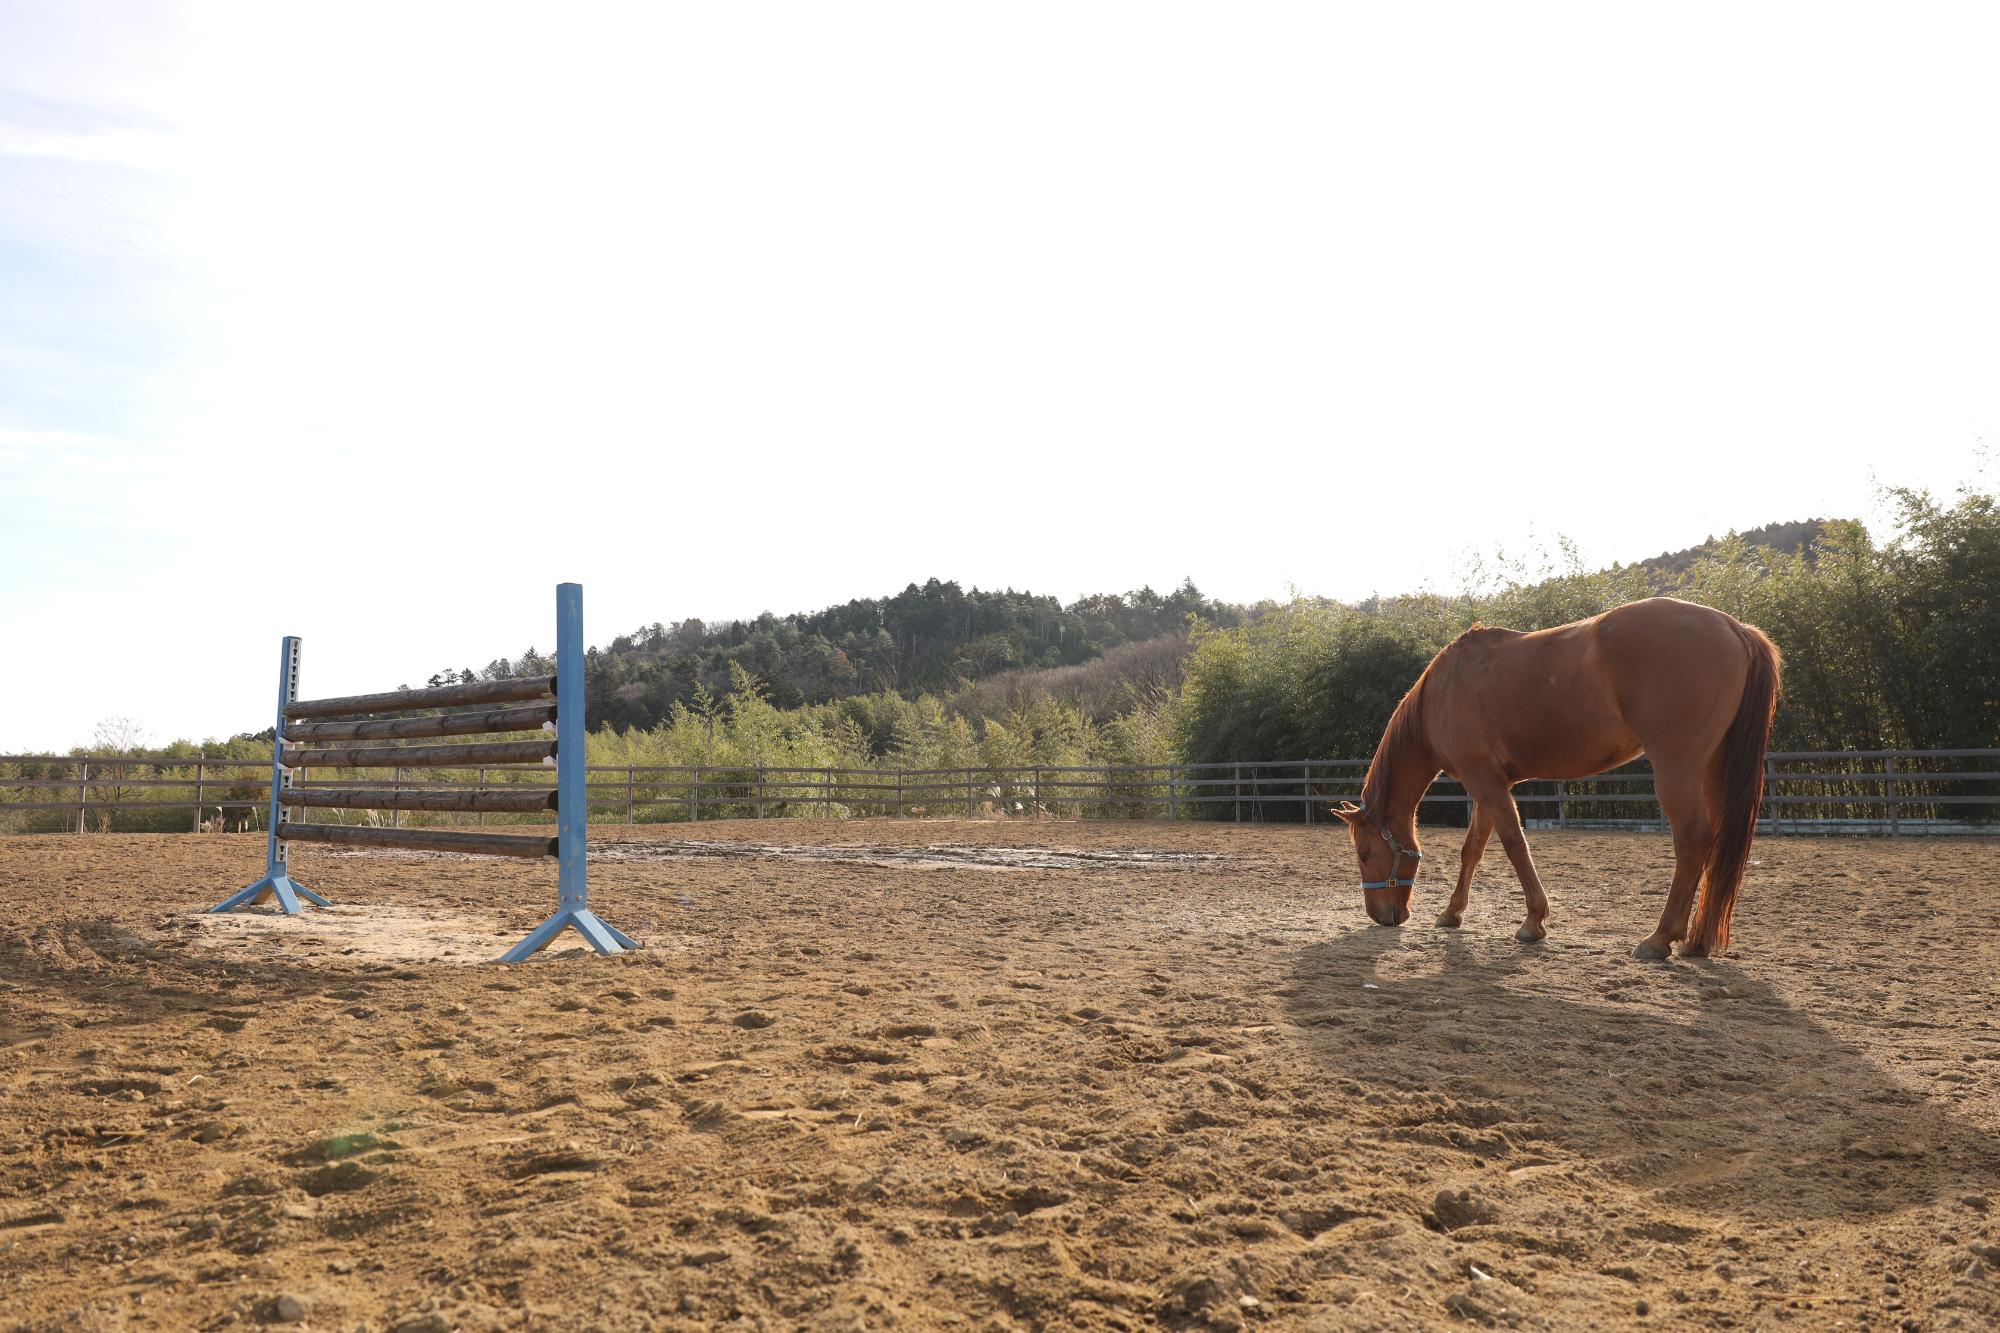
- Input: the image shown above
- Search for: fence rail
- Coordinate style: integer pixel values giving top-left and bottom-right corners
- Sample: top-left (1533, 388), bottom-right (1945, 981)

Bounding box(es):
top-left (3, 750), bottom-right (1995, 836)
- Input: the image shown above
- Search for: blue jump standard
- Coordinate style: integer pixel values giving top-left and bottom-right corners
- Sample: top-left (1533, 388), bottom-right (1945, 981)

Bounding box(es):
top-left (210, 583), bottom-right (639, 961)
top-left (500, 907), bottom-right (639, 962)
top-left (214, 633), bottom-right (326, 918)
top-left (211, 873), bottom-right (331, 916)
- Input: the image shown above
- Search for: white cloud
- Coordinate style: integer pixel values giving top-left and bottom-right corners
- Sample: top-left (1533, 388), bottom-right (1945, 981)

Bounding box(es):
top-left (0, 124), bottom-right (182, 172)
top-left (0, 426), bottom-right (181, 528)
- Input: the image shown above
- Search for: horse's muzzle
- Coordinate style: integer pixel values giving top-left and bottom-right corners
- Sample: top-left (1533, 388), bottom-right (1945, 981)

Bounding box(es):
top-left (1367, 900), bottom-right (1410, 928)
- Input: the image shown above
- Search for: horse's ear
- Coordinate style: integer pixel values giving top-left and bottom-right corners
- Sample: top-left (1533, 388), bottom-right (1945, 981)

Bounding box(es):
top-left (1331, 801), bottom-right (1366, 826)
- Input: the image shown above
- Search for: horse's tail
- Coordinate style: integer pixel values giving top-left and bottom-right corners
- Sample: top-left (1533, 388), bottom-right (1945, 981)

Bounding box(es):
top-left (1689, 621), bottom-right (1783, 955)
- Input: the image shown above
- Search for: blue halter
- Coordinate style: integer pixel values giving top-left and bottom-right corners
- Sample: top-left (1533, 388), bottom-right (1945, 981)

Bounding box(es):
top-left (1352, 803), bottom-right (1422, 892)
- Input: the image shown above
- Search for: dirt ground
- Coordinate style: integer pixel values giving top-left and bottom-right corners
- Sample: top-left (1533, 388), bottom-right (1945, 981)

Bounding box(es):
top-left (1, 820), bottom-right (1996, 1332)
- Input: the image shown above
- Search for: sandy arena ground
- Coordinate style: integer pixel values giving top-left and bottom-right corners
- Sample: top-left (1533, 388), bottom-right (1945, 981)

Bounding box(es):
top-left (1, 820), bottom-right (1996, 1332)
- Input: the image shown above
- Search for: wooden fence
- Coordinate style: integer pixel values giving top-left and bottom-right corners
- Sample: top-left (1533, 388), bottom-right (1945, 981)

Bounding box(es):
top-left (2, 750), bottom-right (1995, 835)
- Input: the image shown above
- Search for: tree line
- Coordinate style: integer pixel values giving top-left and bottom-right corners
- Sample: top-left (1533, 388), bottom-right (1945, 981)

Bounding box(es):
top-left (1171, 487), bottom-right (1998, 768)
top-left (6, 484), bottom-right (1993, 833)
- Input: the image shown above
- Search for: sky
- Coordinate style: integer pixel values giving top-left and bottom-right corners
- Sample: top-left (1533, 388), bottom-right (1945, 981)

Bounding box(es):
top-left (0, 1), bottom-right (1994, 752)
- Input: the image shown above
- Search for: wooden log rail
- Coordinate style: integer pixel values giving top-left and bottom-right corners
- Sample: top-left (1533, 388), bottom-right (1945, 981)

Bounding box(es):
top-left (284, 675), bottom-right (557, 721)
top-left (280, 787), bottom-right (557, 814)
top-left (284, 704), bottom-right (556, 744)
top-left (278, 824), bottom-right (556, 858)
top-left (281, 739), bottom-right (555, 769)
top-left (276, 684), bottom-right (560, 861)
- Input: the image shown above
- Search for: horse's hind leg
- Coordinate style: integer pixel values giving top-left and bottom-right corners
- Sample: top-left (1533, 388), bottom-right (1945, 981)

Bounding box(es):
top-left (1634, 760), bottom-right (1717, 961)
top-left (1436, 801), bottom-right (1493, 928)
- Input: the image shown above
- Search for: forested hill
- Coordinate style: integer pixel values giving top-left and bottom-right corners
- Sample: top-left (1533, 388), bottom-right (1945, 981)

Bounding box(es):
top-left (1636, 519), bottom-right (1825, 578)
top-left (429, 524), bottom-right (1828, 735)
top-left (455, 578), bottom-right (1239, 733)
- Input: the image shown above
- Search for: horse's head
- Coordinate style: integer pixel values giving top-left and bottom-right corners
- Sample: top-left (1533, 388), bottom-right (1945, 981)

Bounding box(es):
top-left (1331, 801), bottom-right (1420, 927)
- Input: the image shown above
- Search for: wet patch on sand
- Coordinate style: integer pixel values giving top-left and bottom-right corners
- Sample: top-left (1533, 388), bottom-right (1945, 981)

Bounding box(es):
top-left (594, 838), bottom-right (1235, 871)
top-left (288, 838), bottom-right (1234, 873)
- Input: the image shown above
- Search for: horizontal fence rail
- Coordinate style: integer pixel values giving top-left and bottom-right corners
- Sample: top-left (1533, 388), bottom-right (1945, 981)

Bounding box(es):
top-left (2, 749), bottom-right (1995, 836)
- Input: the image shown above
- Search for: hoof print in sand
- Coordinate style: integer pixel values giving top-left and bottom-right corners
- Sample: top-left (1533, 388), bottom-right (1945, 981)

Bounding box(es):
top-left (508, 1146), bottom-right (603, 1178)
top-left (1428, 1187), bottom-right (1497, 1232)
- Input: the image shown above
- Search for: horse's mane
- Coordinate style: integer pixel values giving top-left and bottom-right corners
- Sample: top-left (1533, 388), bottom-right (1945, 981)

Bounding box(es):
top-left (1360, 663), bottom-right (1434, 812)
top-left (1359, 623), bottom-right (1505, 811)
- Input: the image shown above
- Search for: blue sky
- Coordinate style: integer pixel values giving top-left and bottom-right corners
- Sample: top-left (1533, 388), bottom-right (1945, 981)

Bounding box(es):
top-left (1, 2), bottom-right (1994, 752)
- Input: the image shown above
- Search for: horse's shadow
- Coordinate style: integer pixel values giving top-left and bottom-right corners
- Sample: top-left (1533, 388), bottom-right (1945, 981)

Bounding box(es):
top-left (1287, 926), bottom-right (1998, 1222)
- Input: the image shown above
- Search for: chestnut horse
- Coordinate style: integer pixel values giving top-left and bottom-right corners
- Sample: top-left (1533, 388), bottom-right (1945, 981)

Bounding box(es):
top-left (1332, 598), bottom-right (1781, 959)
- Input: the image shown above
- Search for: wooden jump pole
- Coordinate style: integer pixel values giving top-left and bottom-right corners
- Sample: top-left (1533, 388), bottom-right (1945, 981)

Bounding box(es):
top-left (280, 739), bottom-right (555, 770)
top-left (280, 787), bottom-right (558, 814)
top-left (283, 675), bottom-right (556, 720)
top-left (283, 704), bottom-right (556, 744)
top-left (280, 824), bottom-right (556, 858)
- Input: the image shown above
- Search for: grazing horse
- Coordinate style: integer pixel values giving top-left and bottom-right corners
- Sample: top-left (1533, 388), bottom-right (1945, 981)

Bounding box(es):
top-left (1331, 597), bottom-right (1781, 959)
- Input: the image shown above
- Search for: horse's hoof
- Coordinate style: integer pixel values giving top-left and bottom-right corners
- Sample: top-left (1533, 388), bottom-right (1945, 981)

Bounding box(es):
top-left (1633, 938), bottom-right (1670, 961)
top-left (1514, 922), bottom-right (1547, 943)
top-left (1678, 942), bottom-right (1710, 960)
top-left (1435, 913), bottom-right (1462, 929)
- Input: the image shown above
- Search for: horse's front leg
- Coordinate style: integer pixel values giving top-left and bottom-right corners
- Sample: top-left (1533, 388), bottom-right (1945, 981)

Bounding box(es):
top-left (1437, 802), bottom-right (1492, 928)
top-left (1463, 779), bottom-right (1549, 942)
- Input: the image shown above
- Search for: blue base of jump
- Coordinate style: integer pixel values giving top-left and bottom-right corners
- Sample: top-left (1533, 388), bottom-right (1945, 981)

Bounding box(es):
top-left (501, 907), bottom-right (639, 962)
top-left (211, 873), bottom-right (332, 916)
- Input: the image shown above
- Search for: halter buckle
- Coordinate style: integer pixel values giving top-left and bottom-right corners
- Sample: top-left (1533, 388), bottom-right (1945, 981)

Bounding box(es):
top-left (1362, 823), bottom-right (1421, 895)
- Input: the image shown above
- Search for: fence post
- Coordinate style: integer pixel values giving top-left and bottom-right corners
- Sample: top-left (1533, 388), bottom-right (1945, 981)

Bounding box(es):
top-left (895, 771), bottom-right (904, 819)
top-left (1168, 765), bottom-right (1178, 821)
top-left (1765, 757), bottom-right (1778, 835)
top-left (392, 765), bottom-right (404, 829)
top-left (477, 767), bottom-right (487, 827)
top-left (1555, 779), bottom-right (1566, 829)
top-left (755, 764), bottom-right (765, 820)
top-left (1885, 753), bottom-right (1899, 837)
top-left (193, 761), bottom-right (204, 832)
top-left (625, 767), bottom-right (635, 825)
top-left (1033, 765), bottom-right (1042, 819)
top-left (691, 768), bottom-right (702, 823)
top-left (1302, 761), bottom-right (1312, 824)
top-left (76, 761), bottom-right (88, 834)
top-left (1234, 765), bottom-right (1242, 824)
top-left (824, 766), bottom-right (832, 819)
